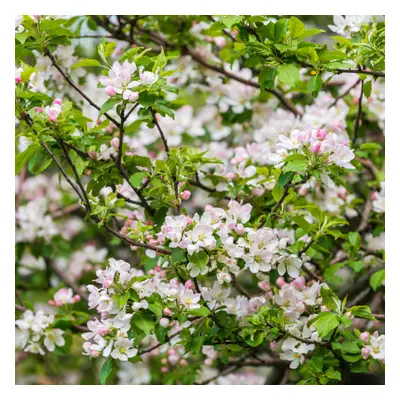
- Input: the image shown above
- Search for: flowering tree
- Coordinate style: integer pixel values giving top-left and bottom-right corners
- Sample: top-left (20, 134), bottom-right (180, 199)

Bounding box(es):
top-left (15, 15), bottom-right (385, 385)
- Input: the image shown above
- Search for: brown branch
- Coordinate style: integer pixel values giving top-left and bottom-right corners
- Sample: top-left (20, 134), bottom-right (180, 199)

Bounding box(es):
top-left (329, 79), bottom-right (361, 108)
top-left (44, 48), bottom-right (121, 128)
top-left (353, 79), bottom-right (364, 142)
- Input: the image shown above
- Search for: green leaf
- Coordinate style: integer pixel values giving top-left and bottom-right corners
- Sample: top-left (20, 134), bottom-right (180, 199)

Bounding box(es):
top-left (188, 250), bottom-right (209, 269)
top-left (292, 216), bottom-right (312, 233)
top-left (285, 159), bottom-right (308, 172)
top-left (99, 358), bottom-right (113, 385)
top-left (325, 367), bottom-right (341, 381)
top-left (99, 98), bottom-right (118, 116)
top-left (278, 171), bottom-right (294, 188)
top-left (129, 172), bottom-right (147, 188)
top-left (307, 75), bottom-right (322, 97)
top-left (310, 312), bottom-right (340, 338)
top-left (288, 16), bottom-right (305, 39)
top-left (274, 19), bottom-right (288, 42)
top-left (331, 36), bottom-right (353, 48)
top-left (277, 64), bottom-right (300, 88)
top-left (188, 305), bottom-right (211, 317)
top-left (347, 305), bottom-right (375, 320)
top-left (369, 269), bottom-right (385, 291)
top-left (363, 80), bottom-right (372, 98)
top-left (320, 287), bottom-right (341, 313)
top-left (220, 16), bottom-right (243, 29)
top-left (125, 119), bottom-right (145, 134)
top-left (171, 248), bottom-right (187, 263)
top-left (131, 310), bottom-right (155, 334)
top-left (15, 144), bottom-right (40, 175)
top-left (28, 148), bottom-right (52, 175)
top-left (298, 28), bottom-right (325, 40)
top-left (259, 67), bottom-right (276, 90)
top-left (348, 232), bottom-right (361, 248)
top-left (71, 59), bottom-right (102, 69)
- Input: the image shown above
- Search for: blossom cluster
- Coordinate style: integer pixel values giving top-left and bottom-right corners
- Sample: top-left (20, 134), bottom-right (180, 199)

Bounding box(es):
top-left (16, 310), bottom-right (65, 355)
top-left (158, 200), bottom-right (303, 278)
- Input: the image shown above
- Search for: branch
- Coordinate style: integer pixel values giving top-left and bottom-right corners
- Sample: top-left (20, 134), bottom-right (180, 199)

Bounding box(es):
top-left (329, 79), bottom-right (361, 108)
top-left (44, 48), bottom-right (121, 128)
top-left (353, 79), bottom-right (364, 142)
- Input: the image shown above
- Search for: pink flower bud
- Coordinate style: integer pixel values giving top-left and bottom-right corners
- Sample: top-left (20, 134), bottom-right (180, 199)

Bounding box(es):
top-left (270, 341), bottom-right (279, 351)
top-left (310, 141), bottom-right (321, 153)
top-left (160, 318), bottom-right (169, 328)
top-left (100, 327), bottom-right (109, 336)
top-left (154, 266), bottom-right (161, 272)
top-left (252, 187), bottom-right (265, 197)
top-left (293, 276), bottom-right (306, 290)
top-left (235, 224), bottom-right (245, 235)
top-left (88, 150), bottom-right (97, 159)
top-left (163, 308), bottom-right (173, 316)
top-left (205, 205), bottom-right (214, 212)
top-left (37, 107), bottom-right (43, 113)
top-left (180, 190), bottom-right (191, 200)
top-left (185, 216), bottom-right (193, 225)
top-left (167, 348), bottom-right (176, 356)
top-left (225, 172), bottom-right (236, 180)
top-left (321, 305), bottom-right (329, 312)
top-left (110, 137), bottom-right (120, 149)
top-left (102, 279), bottom-right (112, 289)
top-left (316, 129), bottom-right (327, 140)
top-left (73, 295), bottom-right (81, 303)
top-left (180, 359), bottom-right (188, 366)
top-left (48, 300), bottom-right (55, 306)
top-left (161, 367), bottom-right (168, 373)
top-left (360, 332), bottom-right (370, 343)
top-left (185, 280), bottom-right (195, 290)
top-left (55, 300), bottom-right (63, 307)
top-left (53, 98), bottom-right (62, 105)
top-left (91, 350), bottom-right (100, 358)
top-left (214, 37), bottom-right (226, 48)
top-left (276, 276), bottom-right (286, 288)
top-left (15, 77), bottom-right (22, 84)
top-left (361, 347), bottom-right (370, 359)
top-left (258, 281), bottom-right (270, 291)
top-left (105, 86), bottom-right (116, 97)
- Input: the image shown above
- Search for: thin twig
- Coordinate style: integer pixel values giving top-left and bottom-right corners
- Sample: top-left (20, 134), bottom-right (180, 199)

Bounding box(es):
top-left (44, 48), bottom-right (121, 128)
top-left (353, 79), bottom-right (364, 142)
top-left (329, 79), bottom-right (361, 108)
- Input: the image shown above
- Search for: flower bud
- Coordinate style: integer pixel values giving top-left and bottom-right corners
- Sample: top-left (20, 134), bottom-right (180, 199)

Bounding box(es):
top-left (48, 300), bottom-right (55, 306)
top-left (163, 308), bottom-right (173, 316)
top-left (91, 350), bottom-right (100, 358)
top-left (361, 347), bottom-right (370, 359)
top-left (270, 341), bottom-right (279, 351)
top-left (55, 300), bottom-right (63, 307)
top-left (73, 294), bottom-right (81, 303)
top-left (276, 276), bottom-right (286, 288)
top-left (360, 332), bottom-right (370, 343)
top-left (235, 224), bottom-right (245, 235)
top-left (53, 98), bottom-right (62, 105)
top-left (161, 367), bottom-right (168, 373)
top-left (293, 276), bottom-right (306, 290)
top-left (105, 86), bottom-right (116, 97)
top-left (15, 77), bottom-right (22, 84)
top-left (180, 190), bottom-right (191, 200)
top-left (160, 318), bottom-right (169, 328)
top-left (88, 150), bottom-right (97, 159)
top-left (310, 141), bottom-right (321, 153)
top-left (185, 280), bottom-right (195, 290)
top-left (316, 129), bottom-right (327, 140)
top-left (110, 137), bottom-right (120, 149)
